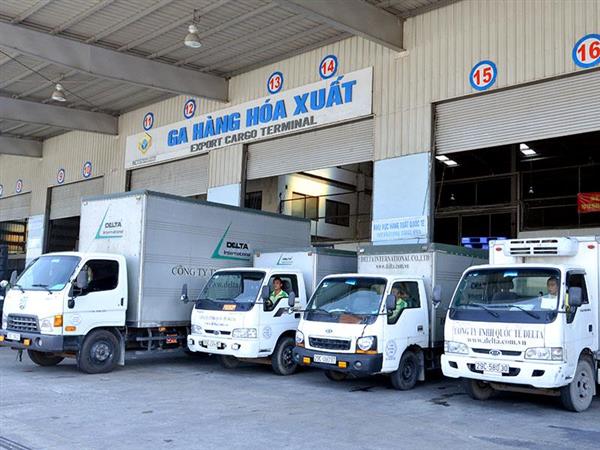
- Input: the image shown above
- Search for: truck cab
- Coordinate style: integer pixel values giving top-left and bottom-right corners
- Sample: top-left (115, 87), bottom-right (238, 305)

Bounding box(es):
top-left (442, 237), bottom-right (600, 412)
top-left (0, 252), bottom-right (128, 373)
top-left (293, 274), bottom-right (432, 388)
top-left (187, 268), bottom-right (307, 375)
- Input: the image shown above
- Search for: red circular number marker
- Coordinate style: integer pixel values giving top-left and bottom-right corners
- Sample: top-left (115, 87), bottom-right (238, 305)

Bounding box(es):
top-left (319, 54), bottom-right (338, 79)
top-left (573, 34), bottom-right (600, 68)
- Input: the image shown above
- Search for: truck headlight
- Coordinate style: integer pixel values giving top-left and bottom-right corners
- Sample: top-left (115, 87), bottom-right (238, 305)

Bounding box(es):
top-left (444, 341), bottom-right (468, 355)
top-left (525, 347), bottom-right (563, 361)
top-left (295, 330), bottom-right (304, 346)
top-left (232, 328), bottom-right (257, 339)
top-left (40, 318), bottom-right (53, 333)
top-left (357, 336), bottom-right (377, 352)
top-left (191, 324), bottom-right (203, 334)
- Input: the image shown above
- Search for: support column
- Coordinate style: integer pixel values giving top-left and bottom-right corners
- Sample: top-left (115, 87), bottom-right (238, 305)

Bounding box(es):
top-left (371, 152), bottom-right (431, 244)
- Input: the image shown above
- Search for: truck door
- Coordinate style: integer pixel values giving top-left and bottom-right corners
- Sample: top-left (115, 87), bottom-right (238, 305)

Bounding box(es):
top-left (564, 272), bottom-right (595, 361)
top-left (64, 259), bottom-right (126, 335)
top-left (382, 280), bottom-right (429, 372)
top-left (262, 273), bottom-right (299, 350)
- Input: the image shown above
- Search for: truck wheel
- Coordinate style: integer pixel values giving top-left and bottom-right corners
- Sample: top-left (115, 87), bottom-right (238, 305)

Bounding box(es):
top-left (560, 358), bottom-right (595, 412)
top-left (271, 336), bottom-right (298, 376)
top-left (217, 355), bottom-right (240, 369)
top-left (463, 379), bottom-right (496, 401)
top-left (77, 329), bottom-right (120, 374)
top-left (325, 370), bottom-right (348, 382)
top-left (27, 350), bottom-right (64, 367)
top-left (391, 351), bottom-right (419, 390)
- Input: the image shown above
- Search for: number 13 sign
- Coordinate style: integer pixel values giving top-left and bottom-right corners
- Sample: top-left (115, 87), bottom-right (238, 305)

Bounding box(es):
top-left (469, 60), bottom-right (497, 91)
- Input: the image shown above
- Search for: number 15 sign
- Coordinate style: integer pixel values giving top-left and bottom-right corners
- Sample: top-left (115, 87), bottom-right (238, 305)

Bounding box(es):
top-left (469, 60), bottom-right (497, 91)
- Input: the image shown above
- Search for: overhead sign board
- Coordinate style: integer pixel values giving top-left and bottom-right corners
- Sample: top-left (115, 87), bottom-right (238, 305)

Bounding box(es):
top-left (125, 67), bottom-right (373, 169)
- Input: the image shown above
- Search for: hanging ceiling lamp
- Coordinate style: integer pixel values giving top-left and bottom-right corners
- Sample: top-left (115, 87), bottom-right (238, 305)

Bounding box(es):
top-left (184, 10), bottom-right (202, 48)
top-left (51, 83), bottom-right (66, 102)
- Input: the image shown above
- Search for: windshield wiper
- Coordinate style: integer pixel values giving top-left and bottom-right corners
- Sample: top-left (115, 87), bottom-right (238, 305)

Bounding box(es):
top-left (12, 283), bottom-right (25, 293)
top-left (507, 304), bottom-right (540, 319)
top-left (469, 303), bottom-right (500, 318)
top-left (308, 307), bottom-right (332, 316)
top-left (32, 284), bottom-right (52, 294)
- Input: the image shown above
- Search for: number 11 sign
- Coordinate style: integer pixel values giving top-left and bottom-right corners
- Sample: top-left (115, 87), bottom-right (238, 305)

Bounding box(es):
top-left (469, 60), bottom-right (497, 91)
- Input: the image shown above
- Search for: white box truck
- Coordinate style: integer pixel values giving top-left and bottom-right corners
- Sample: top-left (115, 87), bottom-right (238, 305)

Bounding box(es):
top-left (293, 244), bottom-right (485, 389)
top-left (187, 248), bottom-right (356, 374)
top-left (0, 191), bottom-right (310, 373)
top-left (442, 236), bottom-right (600, 412)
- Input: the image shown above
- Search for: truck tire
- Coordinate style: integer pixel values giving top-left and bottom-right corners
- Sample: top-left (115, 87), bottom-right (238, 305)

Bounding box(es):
top-left (27, 350), bottom-right (64, 367)
top-left (271, 336), bottom-right (298, 376)
top-left (77, 329), bottom-right (120, 374)
top-left (325, 370), bottom-right (348, 382)
top-left (560, 358), bottom-right (595, 412)
top-left (217, 355), bottom-right (240, 369)
top-left (463, 379), bottom-right (496, 401)
top-left (390, 351), bottom-right (419, 390)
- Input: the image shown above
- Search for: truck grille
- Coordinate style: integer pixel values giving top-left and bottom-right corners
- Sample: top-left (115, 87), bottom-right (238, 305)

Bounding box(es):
top-left (309, 337), bottom-right (351, 351)
top-left (7, 314), bottom-right (39, 332)
top-left (472, 348), bottom-right (522, 357)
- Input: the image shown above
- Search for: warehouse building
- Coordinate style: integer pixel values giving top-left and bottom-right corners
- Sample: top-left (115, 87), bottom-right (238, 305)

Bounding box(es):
top-left (0, 0), bottom-right (599, 270)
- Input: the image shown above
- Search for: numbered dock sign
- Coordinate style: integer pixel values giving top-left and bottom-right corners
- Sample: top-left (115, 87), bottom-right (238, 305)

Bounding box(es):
top-left (143, 112), bottom-right (154, 131)
top-left (319, 54), bottom-right (338, 79)
top-left (15, 179), bottom-right (23, 194)
top-left (184, 99), bottom-right (196, 119)
top-left (0, 184), bottom-right (3, 197)
top-left (573, 34), bottom-right (600, 68)
top-left (267, 71), bottom-right (283, 94)
top-left (57, 168), bottom-right (65, 184)
top-left (469, 60), bottom-right (497, 91)
top-left (82, 161), bottom-right (93, 179)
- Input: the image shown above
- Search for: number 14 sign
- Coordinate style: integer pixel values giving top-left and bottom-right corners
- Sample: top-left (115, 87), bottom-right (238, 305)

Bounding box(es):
top-left (469, 60), bottom-right (497, 91)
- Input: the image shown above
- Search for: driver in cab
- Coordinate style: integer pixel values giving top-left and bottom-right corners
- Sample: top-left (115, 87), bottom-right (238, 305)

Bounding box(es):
top-left (388, 284), bottom-right (410, 322)
top-left (265, 277), bottom-right (288, 311)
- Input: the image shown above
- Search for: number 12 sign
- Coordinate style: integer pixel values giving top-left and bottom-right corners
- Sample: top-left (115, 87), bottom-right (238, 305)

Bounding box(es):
top-left (573, 34), bottom-right (600, 68)
top-left (469, 60), bottom-right (497, 91)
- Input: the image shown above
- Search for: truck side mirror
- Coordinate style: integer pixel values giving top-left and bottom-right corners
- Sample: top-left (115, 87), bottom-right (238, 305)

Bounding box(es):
top-left (180, 283), bottom-right (189, 303)
top-left (75, 270), bottom-right (89, 291)
top-left (9, 270), bottom-right (17, 286)
top-left (385, 294), bottom-right (396, 312)
top-left (261, 285), bottom-right (270, 300)
top-left (0, 280), bottom-right (8, 289)
top-left (287, 292), bottom-right (296, 308)
top-left (567, 286), bottom-right (583, 308)
top-left (432, 285), bottom-right (442, 307)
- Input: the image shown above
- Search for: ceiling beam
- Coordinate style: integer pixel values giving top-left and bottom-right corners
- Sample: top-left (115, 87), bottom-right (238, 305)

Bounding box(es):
top-left (10, 0), bottom-right (52, 23)
top-left (0, 135), bottom-right (42, 157)
top-left (0, 97), bottom-right (118, 135)
top-left (276, 0), bottom-right (404, 51)
top-left (0, 22), bottom-right (228, 101)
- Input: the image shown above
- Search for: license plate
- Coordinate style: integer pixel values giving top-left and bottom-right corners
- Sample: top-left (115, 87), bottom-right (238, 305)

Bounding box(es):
top-left (476, 361), bottom-right (509, 374)
top-left (7, 332), bottom-right (20, 341)
top-left (313, 354), bottom-right (336, 364)
top-left (208, 340), bottom-right (218, 349)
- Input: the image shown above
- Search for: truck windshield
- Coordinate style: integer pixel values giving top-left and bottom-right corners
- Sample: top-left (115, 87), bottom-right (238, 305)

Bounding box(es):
top-left (450, 268), bottom-right (561, 324)
top-left (305, 277), bottom-right (386, 324)
top-left (16, 255), bottom-right (81, 292)
top-left (195, 271), bottom-right (265, 312)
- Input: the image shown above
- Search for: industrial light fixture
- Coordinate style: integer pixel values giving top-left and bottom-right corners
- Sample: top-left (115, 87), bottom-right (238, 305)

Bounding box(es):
top-left (435, 155), bottom-right (459, 167)
top-left (51, 83), bottom-right (66, 102)
top-left (450, 193), bottom-right (456, 201)
top-left (520, 143), bottom-right (537, 156)
top-left (528, 185), bottom-right (535, 195)
top-left (184, 10), bottom-right (202, 48)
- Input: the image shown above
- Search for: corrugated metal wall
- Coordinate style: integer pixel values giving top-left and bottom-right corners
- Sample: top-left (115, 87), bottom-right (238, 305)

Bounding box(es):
top-left (0, 155), bottom-right (41, 198)
top-left (3, 0), bottom-right (598, 215)
top-left (208, 144), bottom-right (244, 188)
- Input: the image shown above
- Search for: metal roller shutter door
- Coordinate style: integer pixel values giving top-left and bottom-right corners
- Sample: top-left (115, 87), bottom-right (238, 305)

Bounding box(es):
top-left (50, 178), bottom-right (104, 220)
top-left (129, 155), bottom-right (208, 196)
top-left (247, 119), bottom-right (373, 180)
top-left (435, 70), bottom-right (600, 155)
top-left (0, 193), bottom-right (31, 222)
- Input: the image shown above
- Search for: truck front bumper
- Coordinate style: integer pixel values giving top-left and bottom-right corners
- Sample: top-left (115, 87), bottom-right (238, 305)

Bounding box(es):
top-left (0, 329), bottom-right (65, 353)
top-left (441, 353), bottom-right (572, 389)
top-left (293, 346), bottom-right (383, 375)
top-left (187, 334), bottom-right (268, 358)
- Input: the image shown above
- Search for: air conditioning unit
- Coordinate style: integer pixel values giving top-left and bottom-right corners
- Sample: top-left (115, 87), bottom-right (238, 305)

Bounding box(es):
top-left (503, 238), bottom-right (578, 257)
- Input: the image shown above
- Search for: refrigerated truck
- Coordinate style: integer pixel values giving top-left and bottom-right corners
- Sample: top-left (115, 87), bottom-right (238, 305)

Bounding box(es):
top-left (187, 248), bottom-right (356, 374)
top-left (293, 244), bottom-right (486, 389)
top-left (0, 190), bottom-right (310, 373)
top-left (442, 236), bottom-right (600, 412)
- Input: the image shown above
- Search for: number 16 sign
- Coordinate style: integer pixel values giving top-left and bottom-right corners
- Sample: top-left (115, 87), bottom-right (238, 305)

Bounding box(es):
top-left (469, 60), bottom-right (497, 91)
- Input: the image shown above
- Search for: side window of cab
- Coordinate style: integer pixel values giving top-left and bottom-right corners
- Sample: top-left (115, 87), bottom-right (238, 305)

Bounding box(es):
top-left (78, 260), bottom-right (119, 296)
top-left (387, 281), bottom-right (421, 325)
top-left (265, 274), bottom-right (299, 312)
